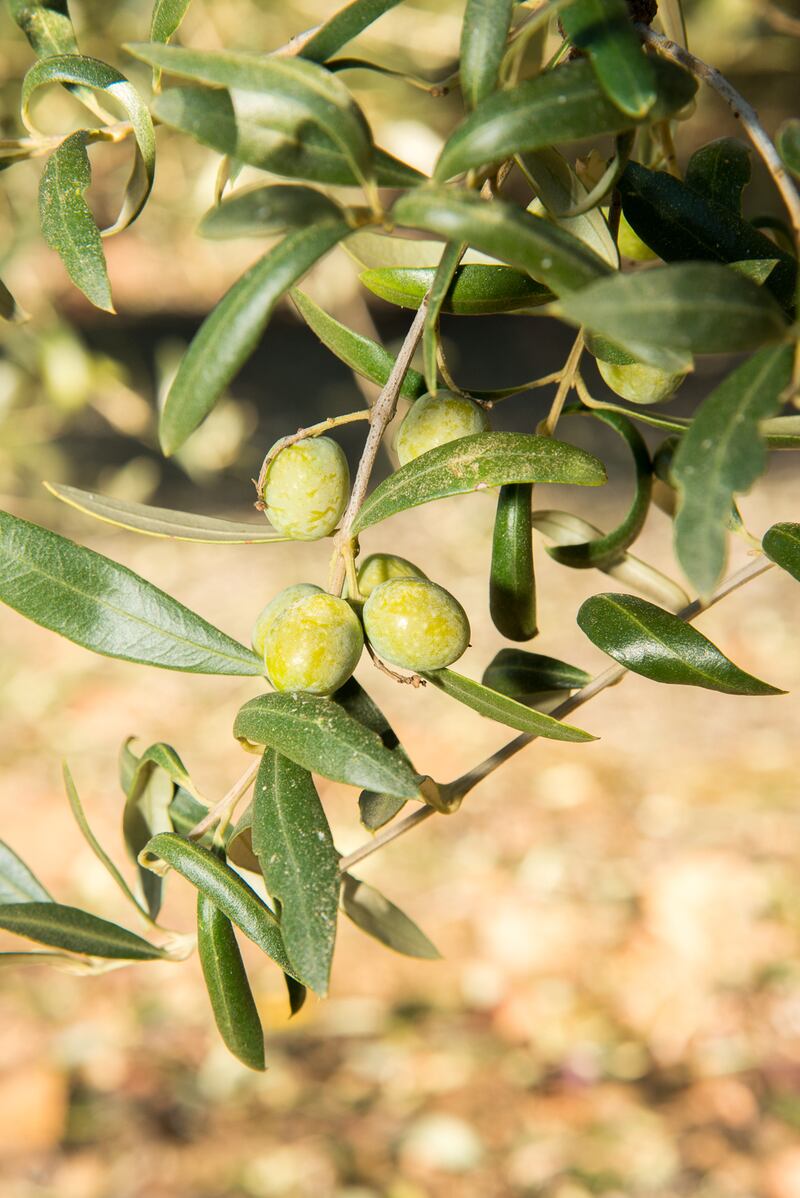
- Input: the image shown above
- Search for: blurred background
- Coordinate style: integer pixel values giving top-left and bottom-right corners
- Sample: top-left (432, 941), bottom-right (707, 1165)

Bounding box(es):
top-left (2, 1), bottom-right (800, 1195)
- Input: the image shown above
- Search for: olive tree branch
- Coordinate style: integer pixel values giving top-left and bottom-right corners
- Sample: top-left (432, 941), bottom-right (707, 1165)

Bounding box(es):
top-left (338, 554), bottom-right (776, 872)
top-left (188, 757), bottom-right (260, 841)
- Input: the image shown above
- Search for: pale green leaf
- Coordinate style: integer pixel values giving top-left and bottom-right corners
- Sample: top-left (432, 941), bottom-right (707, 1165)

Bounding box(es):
top-left (39, 132), bottom-right (112, 312)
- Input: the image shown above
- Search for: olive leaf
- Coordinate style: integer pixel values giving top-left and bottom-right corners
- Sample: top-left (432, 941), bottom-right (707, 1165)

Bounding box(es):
top-left (63, 764), bottom-right (148, 919)
top-left (199, 184), bottom-right (343, 239)
top-left (763, 522), bottom-right (800, 583)
top-left (561, 0), bottom-right (656, 119)
top-left (8, 0), bottom-right (111, 120)
top-left (0, 903), bottom-right (167, 960)
top-left (685, 137), bottom-right (751, 214)
top-left (251, 750), bottom-right (339, 996)
top-left (159, 220), bottom-right (349, 456)
top-left (490, 484), bottom-right (537, 641)
top-left (577, 593), bottom-right (784, 695)
top-left (197, 885), bottom-right (265, 1071)
top-left (359, 265), bottom-right (553, 314)
top-left (460, 0), bottom-right (515, 111)
top-left (352, 432), bottom-right (606, 533)
top-left (776, 119), bottom-right (800, 181)
top-left (39, 132), bottom-right (113, 312)
top-left (150, 0), bottom-right (193, 88)
top-left (234, 693), bottom-right (420, 798)
top-left (482, 649), bottom-right (591, 703)
top-left (225, 804), bottom-right (260, 873)
top-left (673, 345), bottom-right (793, 596)
top-left (334, 677), bottom-right (415, 832)
top-left (0, 842), bottom-right (53, 904)
top-left (0, 510), bottom-right (262, 675)
top-left (45, 482), bottom-right (287, 544)
top-left (300, 0), bottom-right (405, 62)
top-left (423, 239), bottom-right (465, 390)
top-left (421, 668), bottom-right (595, 741)
top-left (0, 276), bottom-right (24, 323)
top-left (123, 744), bottom-right (194, 918)
top-left (518, 147), bottom-right (619, 267)
top-left (340, 874), bottom-right (440, 959)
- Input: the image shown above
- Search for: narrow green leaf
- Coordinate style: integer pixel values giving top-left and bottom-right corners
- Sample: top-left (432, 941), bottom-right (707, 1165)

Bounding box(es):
top-left (0, 510), bottom-right (262, 675)
top-left (123, 745), bottom-right (190, 918)
top-left (728, 258), bottom-right (779, 285)
top-left (291, 289), bottom-right (426, 399)
top-left (300, 0), bottom-right (405, 63)
top-left (358, 793), bottom-right (408, 831)
top-left (23, 55), bottom-right (156, 234)
top-left (126, 42), bottom-right (374, 188)
top-left (45, 482), bottom-right (288, 543)
top-left (763, 523), bottom-right (800, 582)
top-left (618, 162), bottom-right (797, 309)
top-left (518, 147), bottom-right (619, 267)
top-left (252, 750), bottom-right (338, 996)
top-left (159, 221), bottom-right (348, 455)
top-left (685, 137), bottom-right (751, 214)
top-left (490, 483), bottom-right (536, 641)
top-left (577, 593), bottom-right (784, 694)
top-left (482, 648), bottom-right (591, 700)
top-left (435, 57), bottom-right (696, 181)
top-left (673, 345), bottom-right (793, 596)
top-left (234, 693), bottom-right (420, 798)
top-left (0, 276), bottom-right (24, 322)
top-left (762, 416), bottom-right (800, 450)
top-left (197, 887), bottom-right (265, 1070)
top-left (151, 85), bottom-right (420, 187)
top-left (558, 263), bottom-right (789, 368)
top-left (0, 842), bottom-right (53, 904)
top-left (547, 405), bottom-right (653, 569)
top-left (284, 972), bottom-right (307, 1016)
top-left (0, 903), bottom-right (166, 959)
top-left (460, 0), bottom-right (515, 110)
top-left (8, 0), bottom-right (109, 119)
top-left (359, 265), bottom-right (553, 314)
top-left (334, 677), bottom-right (414, 832)
top-left (168, 788), bottom-right (210, 839)
top-left (199, 184), bottom-right (343, 239)
top-left (346, 229), bottom-right (496, 270)
top-left (392, 187), bottom-right (611, 295)
top-left (38, 132), bottom-right (112, 312)
top-left (352, 432), bottom-right (606, 533)
top-left (561, 0), bottom-right (656, 118)
top-left (423, 239), bottom-right (464, 390)
top-left (142, 833), bottom-right (295, 974)
top-left (340, 874), bottom-right (440, 959)
top-left (63, 765), bottom-right (146, 918)
top-left (421, 667), bottom-right (595, 740)
top-left (776, 119), bottom-right (800, 181)
top-left (225, 803), bottom-right (261, 873)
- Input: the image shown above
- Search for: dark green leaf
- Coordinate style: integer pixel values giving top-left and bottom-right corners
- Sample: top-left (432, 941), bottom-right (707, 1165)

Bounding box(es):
top-left (558, 263), bottom-right (789, 369)
top-left (352, 432), bottom-right (606, 533)
top-left (358, 792), bottom-right (408, 830)
top-left (168, 788), bottom-right (210, 839)
top-left (292, 289), bottom-right (425, 398)
top-left (142, 833), bottom-right (295, 974)
top-left (359, 265), bottom-right (553, 314)
top-left (252, 750), bottom-right (338, 996)
top-left (482, 648), bottom-right (591, 700)
top-left (490, 483), bottom-right (536, 641)
top-left (776, 119), bottom-right (800, 181)
top-left (38, 132), bottom-right (112, 312)
top-left (225, 804), bottom-right (261, 873)
top-left (284, 972), bottom-right (307, 1016)
top-left (0, 842), bottom-right (53, 904)
top-left (547, 405), bottom-right (652, 569)
top-left (577, 593), bottom-right (784, 694)
top-left (341, 874), bottom-right (440, 959)
top-left (421, 667), bottom-right (595, 740)
top-left (423, 239), bottom-right (464, 389)
top-left (0, 276), bottom-right (23, 322)
top-left (561, 0), bottom-right (656, 118)
top-left (435, 57), bottom-right (696, 181)
top-left (234, 693), bottom-right (420, 798)
top-left (460, 0), bottom-right (515, 110)
top-left (200, 184), bottom-right (343, 239)
top-left (763, 523), bottom-right (800, 583)
top-left (334, 677), bottom-right (414, 831)
top-left (45, 482), bottom-right (288, 543)
top-left (151, 86), bottom-right (421, 186)
top-left (685, 137), bottom-right (751, 213)
top-left (197, 888), bottom-right (265, 1070)
top-left (0, 903), bottom-right (166, 959)
top-left (300, 0), bottom-right (405, 63)
top-left (392, 187), bottom-right (611, 295)
top-left (0, 510), bottom-right (262, 675)
top-left (618, 162), bottom-right (796, 309)
top-left (673, 345), bottom-right (793, 596)
top-left (762, 416), bottom-right (800, 450)
top-left (159, 221), bottom-right (348, 455)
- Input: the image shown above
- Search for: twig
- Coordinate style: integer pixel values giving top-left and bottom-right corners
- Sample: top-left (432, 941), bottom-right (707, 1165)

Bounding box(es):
top-left (188, 758), bottom-right (260, 840)
top-left (254, 409), bottom-right (371, 500)
top-left (539, 331), bottom-right (585, 436)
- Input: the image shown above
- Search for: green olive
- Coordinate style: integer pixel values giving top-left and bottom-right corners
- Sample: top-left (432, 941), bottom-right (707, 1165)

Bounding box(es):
top-left (356, 553), bottom-right (427, 599)
top-left (395, 391), bottom-right (489, 466)
top-left (597, 358), bottom-right (687, 405)
top-left (263, 436), bottom-right (349, 540)
top-left (617, 212), bottom-right (659, 262)
top-left (251, 583), bottom-right (322, 659)
top-left (363, 578), bottom-right (470, 672)
top-left (264, 592), bottom-right (364, 695)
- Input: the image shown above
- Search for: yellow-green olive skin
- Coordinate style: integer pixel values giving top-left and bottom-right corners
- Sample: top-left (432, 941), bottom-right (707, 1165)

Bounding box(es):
top-left (597, 358), bottom-right (687, 405)
top-left (264, 593), bottom-right (364, 695)
top-left (363, 578), bottom-right (470, 672)
top-left (395, 391), bottom-right (489, 466)
top-left (251, 583), bottom-right (322, 659)
top-left (356, 553), bottom-right (427, 599)
top-left (263, 436), bottom-right (349, 540)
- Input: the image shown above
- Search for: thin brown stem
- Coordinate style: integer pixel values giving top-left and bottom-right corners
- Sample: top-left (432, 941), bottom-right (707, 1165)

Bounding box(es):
top-left (539, 332), bottom-right (585, 436)
top-left (188, 758), bottom-right (260, 840)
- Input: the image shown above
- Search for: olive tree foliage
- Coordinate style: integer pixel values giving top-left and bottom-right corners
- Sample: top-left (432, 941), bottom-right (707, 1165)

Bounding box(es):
top-left (1, 0), bottom-right (800, 1070)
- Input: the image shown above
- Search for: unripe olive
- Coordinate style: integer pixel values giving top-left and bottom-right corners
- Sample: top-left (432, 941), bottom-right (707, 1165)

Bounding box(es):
top-left (617, 212), bottom-right (658, 262)
top-left (395, 391), bottom-right (489, 466)
top-left (263, 436), bottom-right (349, 540)
top-left (251, 583), bottom-right (322, 659)
top-left (357, 553), bottom-right (427, 599)
top-left (597, 358), bottom-right (687, 405)
top-left (264, 592), bottom-right (363, 695)
top-left (363, 578), bottom-right (470, 672)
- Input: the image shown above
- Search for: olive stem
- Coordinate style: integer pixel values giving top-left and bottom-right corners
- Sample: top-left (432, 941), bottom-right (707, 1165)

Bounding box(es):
top-left (254, 410), bottom-right (372, 501)
top-left (539, 331), bottom-right (584, 437)
top-left (338, 555), bottom-right (776, 869)
top-left (188, 758), bottom-right (260, 841)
